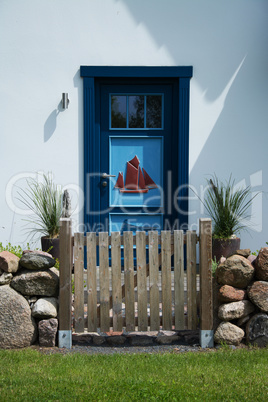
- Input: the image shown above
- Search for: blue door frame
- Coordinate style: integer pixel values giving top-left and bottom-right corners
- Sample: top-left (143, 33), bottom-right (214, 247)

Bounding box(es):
top-left (80, 66), bottom-right (193, 233)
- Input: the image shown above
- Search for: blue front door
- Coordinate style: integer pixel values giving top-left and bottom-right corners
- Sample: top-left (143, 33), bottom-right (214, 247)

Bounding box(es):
top-left (98, 82), bottom-right (177, 233)
top-left (81, 67), bottom-right (192, 234)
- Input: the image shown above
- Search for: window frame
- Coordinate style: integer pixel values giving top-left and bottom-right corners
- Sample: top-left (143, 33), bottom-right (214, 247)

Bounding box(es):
top-left (110, 93), bottom-right (164, 130)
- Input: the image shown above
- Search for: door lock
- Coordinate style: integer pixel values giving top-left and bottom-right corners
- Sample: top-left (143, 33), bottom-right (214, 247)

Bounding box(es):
top-left (102, 181), bottom-right (108, 187)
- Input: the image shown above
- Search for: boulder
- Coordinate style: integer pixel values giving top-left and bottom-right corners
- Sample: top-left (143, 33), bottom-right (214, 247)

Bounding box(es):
top-left (156, 330), bottom-right (181, 344)
top-left (218, 300), bottom-right (255, 321)
top-left (92, 334), bottom-right (106, 345)
top-left (127, 331), bottom-right (156, 346)
top-left (214, 322), bottom-right (244, 345)
top-left (237, 315), bottom-right (252, 327)
top-left (246, 313), bottom-right (268, 347)
top-left (11, 267), bottom-right (59, 296)
top-left (106, 335), bottom-right (126, 345)
top-left (72, 333), bottom-right (92, 345)
top-left (219, 256), bottom-right (226, 264)
top-left (23, 249), bottom-right (53, 258)
top-left (0, 269), bottom-right (13, 285)
top-left (213, 277), bottom-right (221, 330)
top-left (20, 252), bottom-right (55, 270)
top-left (255, 247), bottom-right (268, 281)
top-left (218, 285), bottom-right (247, 303)
top-left (31, 297), bottom-right (58, 318)
top-left (216, 255), bottom-right (255, 288)
top-left (247, 281), bottom-right (268, 312)
top-left (231, 249), bottom-right (251, 258)
top-left (0, 285), bottom-right (37, 348)
top-left (0, 251), bottom-right (20, 273)
top-left (38, 318), bottom-right (58, 347)
top-left (247, 254), bottom-right (257, 266)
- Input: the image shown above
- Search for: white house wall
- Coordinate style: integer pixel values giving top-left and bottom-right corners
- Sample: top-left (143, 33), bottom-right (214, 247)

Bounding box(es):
top-left (0, 0), bottom-right (267, 251)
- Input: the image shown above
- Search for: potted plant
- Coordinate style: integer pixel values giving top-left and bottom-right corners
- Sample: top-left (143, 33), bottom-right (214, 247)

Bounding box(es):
top-left (203, 175), bottom-right (256, 261)
top-left (18, 173), bottom-right (63, 259)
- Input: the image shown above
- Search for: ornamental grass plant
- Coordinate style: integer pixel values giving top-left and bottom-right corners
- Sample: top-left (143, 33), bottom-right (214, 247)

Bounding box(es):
top-left (204, 175), bottom-right (256, 239)
top-left (18, 173), bottom-right (62, 240)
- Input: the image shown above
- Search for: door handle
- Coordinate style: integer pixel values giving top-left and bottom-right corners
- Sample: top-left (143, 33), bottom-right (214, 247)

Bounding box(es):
top-left (101, 173), bottom-right (116, 179)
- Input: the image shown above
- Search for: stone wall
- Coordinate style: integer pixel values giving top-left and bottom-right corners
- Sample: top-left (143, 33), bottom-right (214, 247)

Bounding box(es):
top-left (214, 248), bottom-right (268, 347)
top-left (0, 250), bottom-right (59, 349)
top-left (1, 246), bottom-right (267, 350)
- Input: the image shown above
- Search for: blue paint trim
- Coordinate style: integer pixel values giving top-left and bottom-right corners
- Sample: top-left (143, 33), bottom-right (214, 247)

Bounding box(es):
top-left (178, 78), bottom-right (191, 228)
top-left (81, 66), bottom-right (193, 78)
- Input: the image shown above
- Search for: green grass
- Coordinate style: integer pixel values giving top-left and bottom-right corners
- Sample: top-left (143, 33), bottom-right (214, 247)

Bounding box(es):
top-left (0, 348), bottom-right (267, 401)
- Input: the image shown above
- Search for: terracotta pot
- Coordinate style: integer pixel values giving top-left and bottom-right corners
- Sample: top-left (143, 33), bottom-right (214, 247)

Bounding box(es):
top-left (41, 236), bottom-right (60, 260)
top-left (212, 237), bottom-right (241, 262)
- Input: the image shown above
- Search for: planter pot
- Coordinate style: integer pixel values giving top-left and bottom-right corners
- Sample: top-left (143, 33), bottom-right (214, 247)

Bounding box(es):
top-left (212, 237), bottom-right (241, 262)
top-left (41, 236), bottom-right (60, 260)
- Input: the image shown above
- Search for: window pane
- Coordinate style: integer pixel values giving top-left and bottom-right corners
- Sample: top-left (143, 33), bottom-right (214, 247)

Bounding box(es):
top-left (129, 95), bottom-right (144, 128)
top-left (146, 95), bottom-right (162, 128)
top-left (111, 96), bottom-right (127, 128)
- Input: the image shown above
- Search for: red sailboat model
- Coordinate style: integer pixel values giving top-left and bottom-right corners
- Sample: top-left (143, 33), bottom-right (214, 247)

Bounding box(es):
top-left (115, 155), bottom-right (157, 193)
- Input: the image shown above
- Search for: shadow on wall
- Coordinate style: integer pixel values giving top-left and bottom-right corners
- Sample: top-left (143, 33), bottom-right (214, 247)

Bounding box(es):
top-left (124, 0), bottom-right (268, 247)
top-left (44, 101), bottom-right (70, 142)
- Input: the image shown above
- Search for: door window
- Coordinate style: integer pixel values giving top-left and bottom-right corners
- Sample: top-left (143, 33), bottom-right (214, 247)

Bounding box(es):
top-left (110, 94), bottom-right (163, 129)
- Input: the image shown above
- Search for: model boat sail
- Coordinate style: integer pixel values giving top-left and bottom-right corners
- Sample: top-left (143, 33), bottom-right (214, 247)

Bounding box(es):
top-left (115, 155), bottom-right (157, 193)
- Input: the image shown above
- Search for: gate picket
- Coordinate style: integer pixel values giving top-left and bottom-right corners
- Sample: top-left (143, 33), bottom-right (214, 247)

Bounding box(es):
top-left (111, 231), bottom-right (122, 331)
top-left (187, 230), bottom-right (197, 330)
top-left (149, 231), bottom-right (159, 331)
top-left (124, 231), bottom-right (135, 331)
top-left (99, 232), bottom-right (110, 332)
top-left (174, 230), bottom-right (185, 329)
top-left (161, 231), bottom-right (172, 330)
top-left (74, 232), bottom-right (85, 333)
top-left (136, 231), bottom-right (147, 331)
top-left (87, 232), bottom-right (97, 332)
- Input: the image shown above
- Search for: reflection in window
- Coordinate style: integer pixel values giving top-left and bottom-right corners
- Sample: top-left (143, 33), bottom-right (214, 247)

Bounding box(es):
top-left (111, 96), bottom-right (127, 128)
top-left (110, 94), bottom-right (163, 129)
top-left (129, 96), bottom-right (144, 128)
top-left (146, 95), bottom-right (162, 128)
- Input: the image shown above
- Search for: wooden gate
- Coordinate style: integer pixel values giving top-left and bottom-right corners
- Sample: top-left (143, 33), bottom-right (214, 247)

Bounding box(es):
top-left (58, 219), bottom-right (213, 348)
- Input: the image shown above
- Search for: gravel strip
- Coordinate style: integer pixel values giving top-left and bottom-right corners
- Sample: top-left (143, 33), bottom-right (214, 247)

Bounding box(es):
top-left (31, 340), bottom-right (215, 356)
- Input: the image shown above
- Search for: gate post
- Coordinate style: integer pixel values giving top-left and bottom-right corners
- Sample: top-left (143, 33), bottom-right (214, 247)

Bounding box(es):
top-left (58, 218), bottom-right (73, 348)
top-left (199, 218), bottom-right (214, 348)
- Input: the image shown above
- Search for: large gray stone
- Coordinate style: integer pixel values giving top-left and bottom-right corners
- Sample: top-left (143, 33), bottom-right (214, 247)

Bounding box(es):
top-left (23, 249), bottom-right (53, 258)
top-left (0, 251), bottom-right (20, 273)
top-left (214, 322), bottom-right (244, 345)
top-left (255, 248), bottom-right (268, 281)
top-left (31, 297), bottom-right (58, 318)
top-left (0, 285), bottom-right (37, 349)
top-left (247, 281), bottom-right (268, 312)
top-left (246, 313), bottom-right (268, 347)
top-left (38, 318), bottom-right (58, 347)
top-left (216, 255), bottom-right (255, 288)
top-left (218, 300), bottom-right (255, 321)
top-left (20, 252), bottom-right (55, 270)
top-left (0, 269), bottom-right (13, 285)
top-left (11, 267), bottom-right (59, 296)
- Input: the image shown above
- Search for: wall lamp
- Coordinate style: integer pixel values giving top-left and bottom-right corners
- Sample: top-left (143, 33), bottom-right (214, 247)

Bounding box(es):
top-left (62, 93), bottom-right (70, 109)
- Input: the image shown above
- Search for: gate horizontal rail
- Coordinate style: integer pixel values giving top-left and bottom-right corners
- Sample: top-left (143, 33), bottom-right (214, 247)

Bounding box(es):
top-left (58, 218), bottom-right (213, 348)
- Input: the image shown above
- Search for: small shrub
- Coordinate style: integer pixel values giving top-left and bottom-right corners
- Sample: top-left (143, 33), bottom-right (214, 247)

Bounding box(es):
top-left (0, 242), bottom-right (30, 259)
top-left (211, 257), bottom-right (218, 277)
